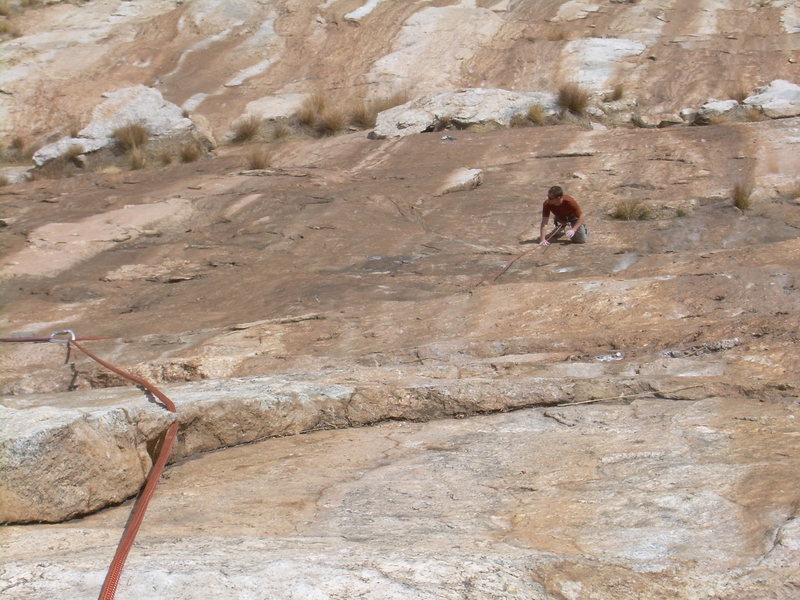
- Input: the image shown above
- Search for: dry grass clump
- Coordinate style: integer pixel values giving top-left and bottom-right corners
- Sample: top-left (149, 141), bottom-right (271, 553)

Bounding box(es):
top-left (314, 108), bottom-right (345, 137)
top-left (0, 2), bottom-right (11, 17)
top-left (0, 17), bottom-right (20, 37)
top-left (732, 181), bottom-right (754, 210)
top-left (272, 122), bottom-right (291, 141)
top-left (113, 123), bottom-right (149, 151)
top-left (349, 100), bottom-right (376, 129)
top-left (0, 174), bottom-right (9, 187)
top-left (605, 83), bottom-right (625, 102)
top-left (558, 83), bottom-right (590, 116)
top-left (179, 143), bottom-right (201, 163)
top-left (348, 92), bottom-right (410, 130)
top-left (246, 146), bottom-right (272, 170)
top-left (612, 199), bottom-right (651, 220)
top-left (231, 115), bottom-right (261, 143)
top-left (510, 104), bottom-right (550, 128)
top-left (129, 147), bottom-right (146, 170)
top-left (65, 143), bottom-right (84, 166)
top-left (727, 84), bottom-right (749, 103)
top-left (546, 28), bottom-right (568, 41)
top-left (296, 93), bottom-right (327, 126)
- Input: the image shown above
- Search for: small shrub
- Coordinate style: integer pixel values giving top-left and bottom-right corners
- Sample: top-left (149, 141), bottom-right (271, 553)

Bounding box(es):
top-left (159, 151), bottom-right (173, 166)
top-left (509, 113), bottom-right (530, 128)
top-left (675, 208), bottom-right (688, 217)
top-left (0, 174), bottom-right (9, 187)
top-left (113, 123), bottom-right (149, 151)
top-left (546, 28), bottom-right (568, 41)
top-left (129, 147), bottom-right (145, 170)
top-left (0, 16), bottom-right (21, 37)
top-left (246, 146), bottom-right (271, 170)
top-left (10, 136), bottom-right (25, 152)
top-left (612, 199), bottom-right (651, 220)
top-left (558, 83), bottom-right (590, 116)
top-left (296, 93), bottom-right (326, 126)
top-left (728, 84), bottom-right (749, 103)
top-left (179, 143), bottom-right (201, 163)
top-left (349, 100), bottom-right (376, 129)
top-left (231, 115), bottom-right (261, 143)
top-left (605, 83), bottom-right (624, 102)
top-left (733, 181), bottom-right (753, 210)
top-left (0, 2), bottom-right (10, 17)
top-left (66, 144), bottom-right (84, 166)
top-left (271, 122), bottom-right (291, 140)
top-left (528, 103), bottom-right (547, 125)
top-left (372, 91), bottom-right (409, 113)
top-left (314, 108), bottom-right (344, 137)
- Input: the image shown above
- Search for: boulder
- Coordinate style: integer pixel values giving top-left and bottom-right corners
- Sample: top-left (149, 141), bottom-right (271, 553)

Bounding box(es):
top-left (744, 79), bottom-right (800, 118)
top-left (371, 88), bottom-right (557, 139)
top-left (33, 86), bottom-right (213, 167)
top-left (0, 401), bottom-right (175, 523)
top-left (693, 99), bottom-right (740, 124)
top-left (436, 167), bottom-right (484, 196)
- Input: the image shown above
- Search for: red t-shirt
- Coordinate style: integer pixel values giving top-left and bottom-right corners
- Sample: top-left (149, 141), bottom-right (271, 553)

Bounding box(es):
top-left (542, 195), bottom-right (582, 222)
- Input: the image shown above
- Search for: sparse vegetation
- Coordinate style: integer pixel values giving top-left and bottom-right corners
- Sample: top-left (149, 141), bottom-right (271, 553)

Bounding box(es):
top-left (297, 93), bottom-right (327, 127)
top-left (612, 199), bottom-right (651, 220)
top-left (349, 101), bottom-right (376, 129)
top-left (558, 83), bottom-right (590, 116)
top-left (179, 143), bottom-right (201, 163)
top-left (732, 181), bottom-right (754, 210)
top-left (65, 144), bottom-right (84, 166)
top-left (113, 123), bottom-right (149, 152)
top-left (272, 122), bottom-right (291, 141)
top-left (605, 83), bottom-right (625, 102)
top-left (546, 28), bottom-right (568, 42)
top-left (246, 146), bottom-right (271, 170)
top-left (231, 115), bottom-right (261, 143)
top-left (727, 84), bottom-right (749, 103)
top-left (675, 208), bottom-right (688, 217)
top-left (0, 174), bottom-right (9, 187)
top-left (528, 103), bottom-right (548, 125)
top-left (314, 108), bottom-right (345, 137)
top-left (159, 151), bottom-right (173, 166)
top-left (348, 92), bottom-right (410, 130)
top-left (129, 147), bottom-right (145, 170)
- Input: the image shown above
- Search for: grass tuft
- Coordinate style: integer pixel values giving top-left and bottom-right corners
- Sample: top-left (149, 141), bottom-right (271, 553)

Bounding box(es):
top-left (232, 115), bottom-right (261, 143)
top-left (0, 174), bottom-right (9, 187)
top-left (246, 146), bottom-right (272, 170)
top-left (732, 181), bottom-right (753, 210)
top-left (180, 143), bottom-right (201, 163)
top-left (558, 83), bottom-right (590, 116)
top-left (272, 122), bottom-right (291, 141)
top-left (612, 199), bottom-right (651, 220)
top-left (113, 123), bottom-right (149, 151)
top-left (314, 108), bottom-right (345, 137)
top-left (129, 147), bottom-right (146, 170)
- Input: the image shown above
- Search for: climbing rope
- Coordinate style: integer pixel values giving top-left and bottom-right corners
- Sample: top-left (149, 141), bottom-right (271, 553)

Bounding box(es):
top-left (1, 330), bottom-right (179, 600)
top-left (472, 223), bottom-right (564, 288)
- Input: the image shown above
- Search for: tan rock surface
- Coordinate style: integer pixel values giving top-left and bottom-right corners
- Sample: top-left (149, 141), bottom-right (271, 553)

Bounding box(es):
top-left (2, 397), bottom-right (798, 599)
top-left (2, 1), bottom-right (800, 598)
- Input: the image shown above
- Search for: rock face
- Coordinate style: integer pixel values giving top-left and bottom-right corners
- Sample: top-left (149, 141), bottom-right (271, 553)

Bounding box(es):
top-left (32, 86), bottom-right (214, 166)
top-left (0, 399), bottom-right (174, 523)
top-left (2, 395), bottom-right (798, 599)
top-left (744, 79), bottom-right (800, 118)
top-left (372, 88), bottom-right (557, 138)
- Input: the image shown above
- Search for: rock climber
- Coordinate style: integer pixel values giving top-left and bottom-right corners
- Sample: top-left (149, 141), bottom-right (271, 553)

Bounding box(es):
top-left (539, 185), bottom-right (587, 245)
